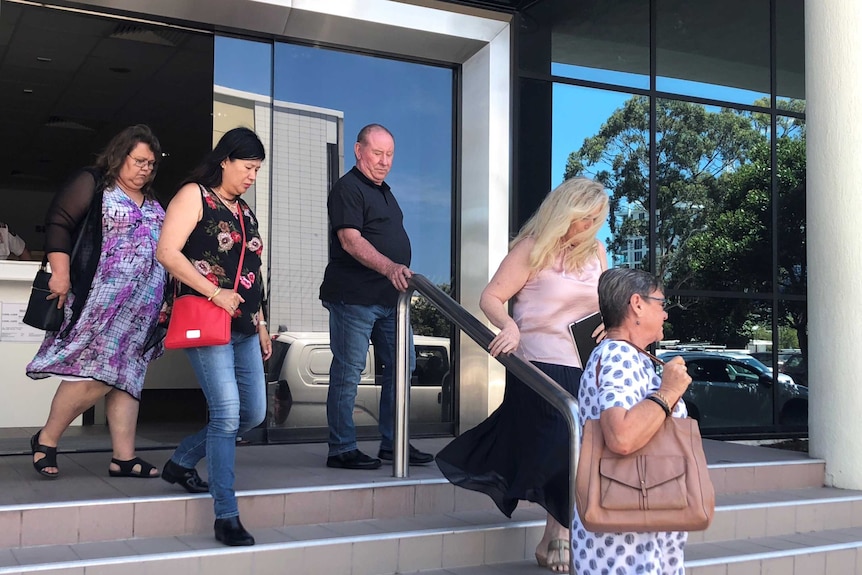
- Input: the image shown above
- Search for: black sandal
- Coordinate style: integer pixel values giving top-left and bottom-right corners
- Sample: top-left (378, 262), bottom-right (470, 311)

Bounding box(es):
top-left (108, 457), bottom-right (160, 478)
top-left (30, 430), bottom-right (59, 479)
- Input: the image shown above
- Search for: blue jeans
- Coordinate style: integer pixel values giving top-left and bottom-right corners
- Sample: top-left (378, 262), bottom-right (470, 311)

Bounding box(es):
top-left (323, 301), bottom-right (415, 456)
top-left (170, 332), bottom-right (267, 519)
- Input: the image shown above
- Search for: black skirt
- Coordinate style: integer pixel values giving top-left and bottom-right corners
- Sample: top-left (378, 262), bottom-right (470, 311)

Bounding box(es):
top-left (435, 361), bottom-right (582, 526)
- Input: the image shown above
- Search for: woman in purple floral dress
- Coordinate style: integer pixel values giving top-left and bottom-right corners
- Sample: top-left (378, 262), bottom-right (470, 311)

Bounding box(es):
top-left (27, 125), bottom-right (167, 480)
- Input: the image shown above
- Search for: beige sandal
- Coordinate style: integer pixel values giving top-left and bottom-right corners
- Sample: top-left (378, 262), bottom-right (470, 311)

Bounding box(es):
top-left (540, 538), bottom-right (569, 573)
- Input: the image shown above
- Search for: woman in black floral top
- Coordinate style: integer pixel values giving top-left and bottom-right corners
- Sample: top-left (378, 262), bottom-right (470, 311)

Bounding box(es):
top-left (156, 127), bottom-right (270, 547)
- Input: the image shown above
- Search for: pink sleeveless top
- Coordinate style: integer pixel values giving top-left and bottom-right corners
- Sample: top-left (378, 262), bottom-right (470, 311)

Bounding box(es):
top-left (512, 247), bottom-right (603, 368)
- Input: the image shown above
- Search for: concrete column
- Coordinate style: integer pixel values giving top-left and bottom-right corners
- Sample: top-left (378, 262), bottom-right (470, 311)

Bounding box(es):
top-left (806, 0), bottom-right (862, 488)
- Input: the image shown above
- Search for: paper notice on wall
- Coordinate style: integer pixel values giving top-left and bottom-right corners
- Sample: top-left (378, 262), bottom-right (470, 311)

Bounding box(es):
top-left (1, 302), bottom-right (45, 342)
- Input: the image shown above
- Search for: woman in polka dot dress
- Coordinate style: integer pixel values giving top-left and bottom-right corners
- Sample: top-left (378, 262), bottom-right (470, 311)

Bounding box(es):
top-left (573, 268), bottom-right (693, 575)
top-left (436, 177), bottom-right (609, 573)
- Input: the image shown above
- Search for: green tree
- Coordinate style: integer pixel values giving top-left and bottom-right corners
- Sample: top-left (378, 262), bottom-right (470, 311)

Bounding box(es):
top-left (565, 97), bottom-right (763, 283)
top-left (565, 96), bottom-right (806, 353)
top-left (411, 283), bottom-right (453, 338)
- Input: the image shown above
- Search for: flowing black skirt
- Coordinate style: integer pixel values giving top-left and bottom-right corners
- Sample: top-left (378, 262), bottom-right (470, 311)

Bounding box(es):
top-left (435, 361), bottom-right (581, 526)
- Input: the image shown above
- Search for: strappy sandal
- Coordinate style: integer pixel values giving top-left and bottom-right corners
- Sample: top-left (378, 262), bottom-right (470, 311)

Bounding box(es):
top-left (30, 430), bottom-right (59, 479)
top-left (540, 539), bottom-right (570, 573)
top-left (108, 457), bottom-right (160, 478)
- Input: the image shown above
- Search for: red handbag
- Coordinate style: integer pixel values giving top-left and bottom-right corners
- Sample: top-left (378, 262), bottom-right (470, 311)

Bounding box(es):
top-left (164, 203), bottom-right (247, 349)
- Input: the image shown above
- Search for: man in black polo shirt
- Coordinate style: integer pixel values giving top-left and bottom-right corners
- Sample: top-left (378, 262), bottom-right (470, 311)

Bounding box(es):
top-left (320, 123), bottom-right (434, 470)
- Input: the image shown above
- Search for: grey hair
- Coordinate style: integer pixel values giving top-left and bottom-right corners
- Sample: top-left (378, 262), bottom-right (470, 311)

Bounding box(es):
top-left (598, 268), bottom-right (663, 329)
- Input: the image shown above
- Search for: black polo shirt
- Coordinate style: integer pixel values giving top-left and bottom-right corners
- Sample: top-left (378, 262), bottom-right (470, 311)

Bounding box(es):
top-left (319, 166), bottom-right (412, 307)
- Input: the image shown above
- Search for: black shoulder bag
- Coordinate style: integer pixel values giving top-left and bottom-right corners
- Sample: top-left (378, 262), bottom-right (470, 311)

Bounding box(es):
top-left (23, 205), bottom-right (92, 332)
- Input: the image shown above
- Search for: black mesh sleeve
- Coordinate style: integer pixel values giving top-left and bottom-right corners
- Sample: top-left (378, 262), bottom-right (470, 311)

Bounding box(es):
top-left (44, 170), bottom-right (98, 255)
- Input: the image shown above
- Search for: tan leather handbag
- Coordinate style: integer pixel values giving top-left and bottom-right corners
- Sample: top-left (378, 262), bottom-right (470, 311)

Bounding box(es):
top-left (575, 351), bottom-right (715, 533)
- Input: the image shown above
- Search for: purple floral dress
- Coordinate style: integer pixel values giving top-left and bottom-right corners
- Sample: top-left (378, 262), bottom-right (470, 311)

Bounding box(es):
top-left (27, 186), bottom-right (166, 399)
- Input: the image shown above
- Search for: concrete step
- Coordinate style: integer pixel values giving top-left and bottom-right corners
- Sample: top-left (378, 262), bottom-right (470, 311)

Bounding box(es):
top-left (2, 486), bottom-right (862, 574)
top-left (0, 507), bottom-right (547, 575)
top-left (0, 458), bottom-right (827, 550)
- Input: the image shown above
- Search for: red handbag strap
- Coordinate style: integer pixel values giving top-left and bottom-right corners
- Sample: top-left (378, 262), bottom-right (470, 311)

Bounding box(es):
top-left (172, 192), bottom-right (248, 297)
top-left (232, 201), bottom-right (246, 292)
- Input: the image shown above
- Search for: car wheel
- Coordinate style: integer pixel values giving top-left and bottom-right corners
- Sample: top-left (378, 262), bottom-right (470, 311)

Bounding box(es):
top-left (685, 403), bottom-right (700, 422)
top-left (779, 400), bottom-right (808, 426)
top-left (272, 380), bottom-right (293, 425)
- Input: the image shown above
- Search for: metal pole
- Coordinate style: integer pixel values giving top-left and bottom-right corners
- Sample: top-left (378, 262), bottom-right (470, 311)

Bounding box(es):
top-left (393, 288), bottom-right (414, 478)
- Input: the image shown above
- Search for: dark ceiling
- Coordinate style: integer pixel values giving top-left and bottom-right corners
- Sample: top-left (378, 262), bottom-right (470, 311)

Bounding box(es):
top-left (438, 0), bottom-right (532, 11)
top-left (0, 1), bottom-right (213, 198)
top-left (0, 0), bottom-right (805, 202)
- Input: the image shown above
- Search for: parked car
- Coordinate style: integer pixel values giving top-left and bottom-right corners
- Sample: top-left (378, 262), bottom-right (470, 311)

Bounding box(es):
top-left (719, 351), bottom-right (796, 386)
top-left (659, 351), bottom-right (808, 429)
top-left (266, 331), bottom-right (451, 428)
top-left (778, 351), bottom-right (808, 387)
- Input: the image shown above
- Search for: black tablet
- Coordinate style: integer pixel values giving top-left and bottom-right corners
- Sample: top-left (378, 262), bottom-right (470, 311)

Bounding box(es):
top-left (569, 311), bottom-right (603, 367)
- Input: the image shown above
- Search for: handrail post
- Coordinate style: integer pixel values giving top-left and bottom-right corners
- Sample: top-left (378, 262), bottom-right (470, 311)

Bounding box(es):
top-left (396, 274), bottom-right (581, 567)
top-left (393, 288), bottom-right (414, 478)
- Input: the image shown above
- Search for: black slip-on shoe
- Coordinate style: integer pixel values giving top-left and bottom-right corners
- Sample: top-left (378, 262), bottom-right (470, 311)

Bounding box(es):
top-left (214, 516), bottom-right (255, 546)
top-left (162, 459), bottom-right (209, 493)
top-left (378, 445), bottom-right (434, 465)
top-left (326, 449), bottom-right (382, 470)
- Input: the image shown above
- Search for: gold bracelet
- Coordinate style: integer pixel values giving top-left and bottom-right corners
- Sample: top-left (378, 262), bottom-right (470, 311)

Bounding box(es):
top-left (645, 394), bottom-right (671, 417)
top-left (652, 390), bottom-right (672, 409)
top-left (207, 286), bottom-right (222, 301)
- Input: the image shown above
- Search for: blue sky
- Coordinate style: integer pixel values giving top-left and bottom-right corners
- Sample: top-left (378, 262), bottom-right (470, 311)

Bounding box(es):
top-left (215, 37), bottom-right (453, 285)
top-left (214, 37), bottom-right (765, 280)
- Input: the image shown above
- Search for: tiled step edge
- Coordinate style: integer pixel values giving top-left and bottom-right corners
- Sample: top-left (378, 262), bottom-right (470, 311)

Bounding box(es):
top-left (0, 515), bottom-right (546, 575)
top-left (685, 526), bottom-right (862, 574)
top-left (695, 488), bottom-right (862, 544)
top-left (0, 465), bottom-right (833, 550)
top-left (709, 458), bottom-right (825, 495)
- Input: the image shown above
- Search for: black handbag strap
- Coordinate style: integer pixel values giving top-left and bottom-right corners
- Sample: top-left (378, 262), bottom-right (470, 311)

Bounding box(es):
top-left (40, 202), bottom-right (94, 273)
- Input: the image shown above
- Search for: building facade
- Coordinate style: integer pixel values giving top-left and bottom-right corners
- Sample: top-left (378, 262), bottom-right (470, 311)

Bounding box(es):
top-left (0, 0), bottom-right (859, 487)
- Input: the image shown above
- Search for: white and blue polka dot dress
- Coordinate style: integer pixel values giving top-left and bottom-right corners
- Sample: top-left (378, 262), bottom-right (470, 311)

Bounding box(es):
top-left (572, 340), bottom-right (688, 575)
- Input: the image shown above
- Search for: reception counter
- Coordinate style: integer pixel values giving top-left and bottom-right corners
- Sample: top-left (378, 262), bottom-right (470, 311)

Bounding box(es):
top-left (0, 260), bottom-right (196, 428)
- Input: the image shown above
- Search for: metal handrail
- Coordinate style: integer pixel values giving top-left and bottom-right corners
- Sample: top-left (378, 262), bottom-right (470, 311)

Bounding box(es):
top-left (393, 273), bottom-right (581, 529)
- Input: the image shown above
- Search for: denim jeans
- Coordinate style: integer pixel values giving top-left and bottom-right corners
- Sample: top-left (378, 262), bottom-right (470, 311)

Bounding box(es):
top-left (323, 301), bottom-right (415, 456)
top-left (170, 332), bottom-right (267, 519)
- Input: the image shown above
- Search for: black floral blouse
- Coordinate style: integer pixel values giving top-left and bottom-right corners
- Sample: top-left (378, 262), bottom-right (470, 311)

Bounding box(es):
top-left (174, 184), bottom-right (264, 335)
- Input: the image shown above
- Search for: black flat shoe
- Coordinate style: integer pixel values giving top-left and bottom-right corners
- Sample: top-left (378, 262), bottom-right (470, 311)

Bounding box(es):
top-left (109, 457), bottom-right (159, 478)
top-left (214, 516), bottom-right (255, 546)
top-left (161, 459), bottom-right (209, 493)
top-left (30, 430), bottom-right (59, 479)
top-left (378, 445), bottom-right (434, 465)
top-left (326, 449), bottom-right (381, 470)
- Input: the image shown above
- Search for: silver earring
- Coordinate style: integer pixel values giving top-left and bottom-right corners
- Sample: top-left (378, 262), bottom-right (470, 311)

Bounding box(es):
top-left (635, 319), bottom-right (640, 325)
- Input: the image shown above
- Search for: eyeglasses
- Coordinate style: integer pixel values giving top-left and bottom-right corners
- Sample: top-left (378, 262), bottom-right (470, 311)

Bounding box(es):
top-left (128, 155), bottom-right (156, 170)
top-left (643, 295), bottom-right (669, 309)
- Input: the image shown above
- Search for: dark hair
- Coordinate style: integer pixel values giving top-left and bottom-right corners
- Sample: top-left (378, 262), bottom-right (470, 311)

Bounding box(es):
top-left (94, 124), bottom-right (162, 198)
top-left (185, 127), bottom-right (265, 188)
top-left (356, 123), bottom-right (394, 145)
top-left (598, 268), bottom-right (663, 329)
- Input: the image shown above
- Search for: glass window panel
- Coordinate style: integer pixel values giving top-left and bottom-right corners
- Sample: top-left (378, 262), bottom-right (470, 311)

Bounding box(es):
top-left (656, 0), bottom-right (769, 105)
top-left (655, 99), bottom-right (771, 292)
top-left (776, 0), bottom-right (805, 111)
top-left (522, 0), bottom-right (649, 89)
top-left (213, 36), bottom-right (272, 215)
top-left (659, 298), bottom-right (809, 430)
top-left (266, 43), bottom-right (455, 432)
top-left (777, 116), bottom-right (806, 296)
top-left (552, 85), bottom-right (646, 269)
top-left (776, 309), bottom-right (807, 388)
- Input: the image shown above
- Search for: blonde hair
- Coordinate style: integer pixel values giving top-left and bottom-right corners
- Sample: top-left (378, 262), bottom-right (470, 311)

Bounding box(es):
top-left (512, 177), bottom-right (609, 273)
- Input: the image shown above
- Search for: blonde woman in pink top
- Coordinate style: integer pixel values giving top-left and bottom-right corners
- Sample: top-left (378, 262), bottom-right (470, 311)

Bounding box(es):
top-left (436, 177), bottom-right (608, 574)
